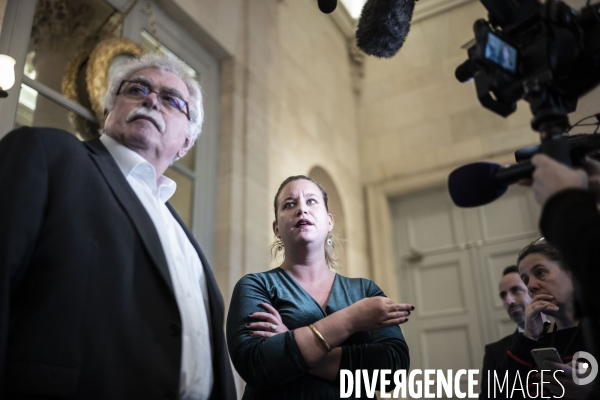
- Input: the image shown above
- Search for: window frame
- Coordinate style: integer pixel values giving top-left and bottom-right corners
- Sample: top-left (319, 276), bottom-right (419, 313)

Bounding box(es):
top-left (0, 0), bottom-right (220, 266)
top-left (123, 1), bottom-right (220, 266)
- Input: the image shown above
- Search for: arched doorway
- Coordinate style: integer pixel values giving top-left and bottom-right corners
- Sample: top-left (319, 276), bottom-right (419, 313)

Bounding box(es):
top-left (308, 166), bottom-right (347, 268)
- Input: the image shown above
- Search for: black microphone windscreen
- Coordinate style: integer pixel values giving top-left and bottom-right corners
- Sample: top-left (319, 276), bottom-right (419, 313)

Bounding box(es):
top-left (448, 162), bottom-right (508, 207)
top-left (355, 0), bottom-right (415, 58)
top-left (318, 0), bottom-right (337, 14)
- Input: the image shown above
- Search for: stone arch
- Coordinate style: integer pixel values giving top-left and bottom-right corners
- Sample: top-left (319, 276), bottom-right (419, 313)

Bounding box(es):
top-left (308, 166), bottom-right (347, 267)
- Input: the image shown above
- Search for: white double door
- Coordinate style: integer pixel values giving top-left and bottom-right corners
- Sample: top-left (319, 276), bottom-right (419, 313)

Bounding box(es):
top-left (389, 184), bottom-right (541, 398)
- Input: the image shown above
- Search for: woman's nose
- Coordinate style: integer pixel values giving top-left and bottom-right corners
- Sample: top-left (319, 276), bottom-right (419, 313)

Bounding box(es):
top-left (527, 280), bottom-right (539, 294)
top-left (296, 202), bottom-right (307, 214)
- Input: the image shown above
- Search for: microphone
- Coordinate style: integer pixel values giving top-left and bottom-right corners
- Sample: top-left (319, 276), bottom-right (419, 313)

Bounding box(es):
top-left (318, 0), bottom-right (337, 14)
top-left (355, 0), bottom-right (416, 58)
top-left (448, 161), bottom-right (535, 207)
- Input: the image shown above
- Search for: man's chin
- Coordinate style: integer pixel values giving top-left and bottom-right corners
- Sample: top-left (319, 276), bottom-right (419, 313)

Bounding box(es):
top-left (129, 118), bottom-right (163, 133)
top-left (510, 310), bottom-right (525, 322)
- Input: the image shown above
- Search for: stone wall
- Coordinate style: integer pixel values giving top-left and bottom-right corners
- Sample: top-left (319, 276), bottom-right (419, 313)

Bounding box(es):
top-left (359, 0), bottom-right (599, 186)
top-left (358, 0), bottom-right (600, 300)
top-left (359, 1), bottom-right (537, 185)
top-left (155, 0), bottom-right (600, 307)
top-left (166, 0), bottom-right (369, 300)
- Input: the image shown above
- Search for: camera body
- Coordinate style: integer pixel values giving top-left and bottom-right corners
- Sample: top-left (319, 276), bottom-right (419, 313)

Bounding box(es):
top-left (456, 0), bottom-right (600, 122)
top-left (449, 0), bottom-right (600, 208)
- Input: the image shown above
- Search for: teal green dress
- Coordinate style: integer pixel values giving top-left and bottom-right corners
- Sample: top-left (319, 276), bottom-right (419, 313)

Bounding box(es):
top-left (226, 267), bottom-right (409, 399)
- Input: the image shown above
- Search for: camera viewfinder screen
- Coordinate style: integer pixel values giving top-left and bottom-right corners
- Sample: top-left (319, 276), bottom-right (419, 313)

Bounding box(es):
top-left (484, 32), bottom-right (517, 74)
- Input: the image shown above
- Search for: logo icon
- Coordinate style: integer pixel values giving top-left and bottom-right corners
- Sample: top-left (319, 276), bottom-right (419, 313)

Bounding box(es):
top-left (572, 351), bottom-right (598, 386)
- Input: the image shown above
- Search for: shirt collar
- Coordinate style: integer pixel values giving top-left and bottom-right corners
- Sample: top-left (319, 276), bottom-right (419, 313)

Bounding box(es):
top-left (100, 134), bottom-right (176, 202)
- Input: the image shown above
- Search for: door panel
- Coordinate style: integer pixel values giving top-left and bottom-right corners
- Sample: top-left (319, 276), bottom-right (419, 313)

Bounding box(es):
top-left (476, 187), bottom-right (539, 242)
top-left (403, 251), bottom-right (484, 370)
top-left (393, 186), bottom-right (466, 255)
top-left (390, 183), bottom-right (541, 398)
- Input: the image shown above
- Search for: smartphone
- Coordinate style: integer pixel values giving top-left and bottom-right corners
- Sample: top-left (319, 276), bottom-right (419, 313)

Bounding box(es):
top-left (531, 347), bottom-right (563, 369)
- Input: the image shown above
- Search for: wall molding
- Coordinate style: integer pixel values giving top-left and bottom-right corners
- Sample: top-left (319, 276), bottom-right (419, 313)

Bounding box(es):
top-left (330, 2), bottom-right (356, 38)
top-left (365, 150), bottom-right (515, 303)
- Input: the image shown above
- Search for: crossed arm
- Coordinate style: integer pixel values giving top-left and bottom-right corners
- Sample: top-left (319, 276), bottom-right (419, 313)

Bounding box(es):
top-left (226, 274), bottom-right (411, 389)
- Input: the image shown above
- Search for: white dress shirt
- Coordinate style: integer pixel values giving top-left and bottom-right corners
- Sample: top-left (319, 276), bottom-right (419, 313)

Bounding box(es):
top-left (100, 134), bottom-right (213, 400)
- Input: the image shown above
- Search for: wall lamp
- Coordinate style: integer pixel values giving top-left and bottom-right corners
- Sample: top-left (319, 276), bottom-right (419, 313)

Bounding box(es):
top-left (0, 55), bottom-right (16, 98)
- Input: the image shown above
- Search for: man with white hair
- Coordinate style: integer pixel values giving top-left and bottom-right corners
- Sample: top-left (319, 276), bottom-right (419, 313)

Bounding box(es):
top-left (0, 53), bottom-right (236, 400)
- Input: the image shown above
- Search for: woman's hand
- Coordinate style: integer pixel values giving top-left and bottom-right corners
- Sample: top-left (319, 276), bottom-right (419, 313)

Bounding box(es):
top-left (523, 294), bottom-right (558, 340)
top-left (343, 297), bottom-right (412, 333)
top-left (295, 296), bottom-right (412, 369)
top-left (247, 302), bottom-right (290, 338)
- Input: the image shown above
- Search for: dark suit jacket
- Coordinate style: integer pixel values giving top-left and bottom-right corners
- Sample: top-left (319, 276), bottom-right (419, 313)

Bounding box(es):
top-left (479, 329), bottom-right (519, 399)
top-left (0, 127), bottom-right (236, 399)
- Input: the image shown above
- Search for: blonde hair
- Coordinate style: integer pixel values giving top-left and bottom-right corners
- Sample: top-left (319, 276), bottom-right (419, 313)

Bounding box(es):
top-left (271, 175), bottom-right (340, 270)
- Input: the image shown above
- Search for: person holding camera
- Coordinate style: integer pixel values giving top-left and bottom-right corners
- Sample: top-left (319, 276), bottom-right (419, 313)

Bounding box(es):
top-left (526, 154), bottom-right (600, 398)
top-left (529, 154), bottom-right (600, 342)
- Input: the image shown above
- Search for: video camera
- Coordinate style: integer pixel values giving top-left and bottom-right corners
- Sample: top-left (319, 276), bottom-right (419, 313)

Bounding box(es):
top-left (449, 0), bottom-right (600, 207)
top-left (456, 0), bottom-right (600, 122)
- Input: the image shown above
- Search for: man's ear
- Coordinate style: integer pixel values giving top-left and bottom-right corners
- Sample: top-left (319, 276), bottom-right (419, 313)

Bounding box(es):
top-left (177, 135), bottom-right (194, 159)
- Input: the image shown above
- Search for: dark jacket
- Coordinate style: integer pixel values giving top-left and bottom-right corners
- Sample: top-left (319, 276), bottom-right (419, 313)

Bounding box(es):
top-left (0, 127), bottom-right (236, 399)
top-left (479, 330), bottom-right (518, 399)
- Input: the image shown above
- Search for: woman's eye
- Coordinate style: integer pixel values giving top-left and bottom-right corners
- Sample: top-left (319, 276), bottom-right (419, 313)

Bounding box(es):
top-left (307, 198), bottom-right (317, 204)
top-left (536, 270), bottom-right (546, 278)
top-left (283, 202), bottom-right (294, 209)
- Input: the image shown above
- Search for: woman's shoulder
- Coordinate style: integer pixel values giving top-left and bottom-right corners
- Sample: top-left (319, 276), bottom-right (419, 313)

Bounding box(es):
top-left (335, 274), bottom-right (384, 296)
top-left (235, 267), bottom-right (287, 287)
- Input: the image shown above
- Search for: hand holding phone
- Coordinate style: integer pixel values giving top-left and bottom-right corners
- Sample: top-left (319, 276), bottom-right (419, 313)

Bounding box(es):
top-left (531, 347), bottom-right (563, 369)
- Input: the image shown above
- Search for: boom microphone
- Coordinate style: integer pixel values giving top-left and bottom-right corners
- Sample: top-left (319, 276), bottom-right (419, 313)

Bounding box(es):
top-left (355, 0), bottom-right (416, 58)
top-left (448, 161), bottom-right (535, 207)
top-left (318, 0), bottom-right (337, 14)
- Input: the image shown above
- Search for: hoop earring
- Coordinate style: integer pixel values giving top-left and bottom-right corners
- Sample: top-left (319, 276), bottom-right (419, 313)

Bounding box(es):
top-left (326, 236), bottom-right (333, 246)
top-left (276, 239), bottom-right (284, 251)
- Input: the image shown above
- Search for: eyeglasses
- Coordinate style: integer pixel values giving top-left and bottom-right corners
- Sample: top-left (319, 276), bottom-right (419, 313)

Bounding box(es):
top-left (518, 237), bottom-right (546, 258)
top-left (116, 80), bottom-right (190, 120)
